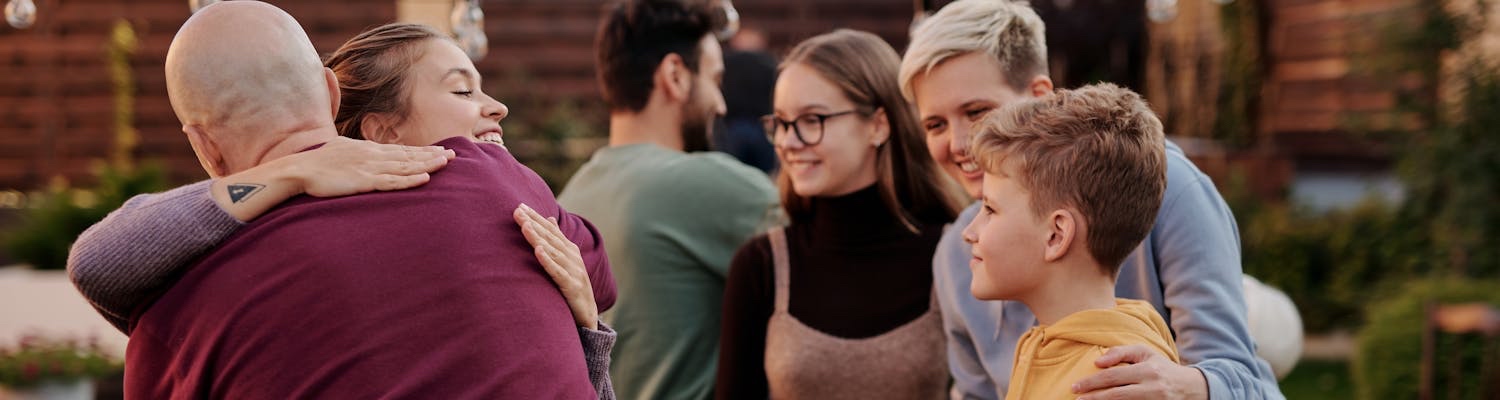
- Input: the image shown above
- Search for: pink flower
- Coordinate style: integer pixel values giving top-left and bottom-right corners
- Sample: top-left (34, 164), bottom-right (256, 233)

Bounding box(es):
top-left (18, 334), bottom-right (39, 350)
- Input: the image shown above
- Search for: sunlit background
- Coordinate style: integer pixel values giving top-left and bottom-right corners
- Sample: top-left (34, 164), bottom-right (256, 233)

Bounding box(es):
top-left (2, 0), bottom-right (1497, 398)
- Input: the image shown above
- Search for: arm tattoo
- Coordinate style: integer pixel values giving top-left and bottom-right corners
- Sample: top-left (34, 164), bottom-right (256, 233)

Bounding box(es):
top-left (227, 183), bottom-right (266, 204)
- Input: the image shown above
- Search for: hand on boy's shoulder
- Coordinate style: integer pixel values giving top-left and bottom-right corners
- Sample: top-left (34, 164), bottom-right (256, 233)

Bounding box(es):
top-left (1071, 344), bottom-right (1209, 400)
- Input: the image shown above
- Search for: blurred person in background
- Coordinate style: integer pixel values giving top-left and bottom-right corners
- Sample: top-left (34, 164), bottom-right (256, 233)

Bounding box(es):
top-left (713, 27), bottom-right (779, 174)
top-left (558, 0), bottom-right (782, 398)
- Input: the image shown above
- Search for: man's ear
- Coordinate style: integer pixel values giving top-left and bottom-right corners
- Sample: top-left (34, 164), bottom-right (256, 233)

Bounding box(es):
top-left (182, 125), bottom-right (229, 178)
top-left (655, 53), bottom-right (691, 104)
top-left (359, 114), bottom-right (399, 144)
top-left (324, 67), bottom-right (341, 120)
top-left (1043, 208), bottom-right (1077, 262)
top-left (1026, 75), bottom-right (1054, 98)
top-left (868, 107), bottom-right (891, 147)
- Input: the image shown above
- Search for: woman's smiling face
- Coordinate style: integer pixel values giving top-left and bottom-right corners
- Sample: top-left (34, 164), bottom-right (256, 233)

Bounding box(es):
top-left (383, 39), bottom-right (509, 147)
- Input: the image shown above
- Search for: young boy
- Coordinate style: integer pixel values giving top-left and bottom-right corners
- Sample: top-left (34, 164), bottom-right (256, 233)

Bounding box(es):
top-left (902, 2), bottom-right (1281, 398)
top-left (961, 83), bottom-right (1179, 400)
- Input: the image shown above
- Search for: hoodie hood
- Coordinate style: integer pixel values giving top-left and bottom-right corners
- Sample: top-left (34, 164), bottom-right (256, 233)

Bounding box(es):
top-left (1041, 299), bottom-right (1179, 358)
top-left (1004, 299), bottom-right (1182, 400)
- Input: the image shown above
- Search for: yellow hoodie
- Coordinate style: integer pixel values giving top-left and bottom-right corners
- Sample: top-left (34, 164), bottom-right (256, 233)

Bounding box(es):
top-left (1004, 299), bottom-right (1181, 400)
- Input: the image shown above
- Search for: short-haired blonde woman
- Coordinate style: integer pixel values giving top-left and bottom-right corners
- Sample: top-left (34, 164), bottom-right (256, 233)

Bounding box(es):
top-left (898, 1), bottom-right (1283, 399)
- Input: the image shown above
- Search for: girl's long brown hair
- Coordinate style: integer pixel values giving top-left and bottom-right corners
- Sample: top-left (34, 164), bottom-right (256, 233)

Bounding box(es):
top-left (778, 29), bottom-right (966, 231)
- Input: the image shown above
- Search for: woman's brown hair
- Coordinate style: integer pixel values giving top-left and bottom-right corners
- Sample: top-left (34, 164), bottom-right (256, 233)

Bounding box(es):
top-left (324, 23), bottom-right (446, 140)
top-left (778, 29), bottom-right (966, 231)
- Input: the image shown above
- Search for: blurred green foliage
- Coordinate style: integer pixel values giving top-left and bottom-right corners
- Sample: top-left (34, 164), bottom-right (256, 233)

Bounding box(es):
top-left (1213, 0), bottom-right (1264, 148)
top-left (1234, 194), bottom-right (1427, 332)
top-left (0, 335), bottom-right (120, 388)
top-left (1, 20), bottom-right (168, 270)
top-left (486, 67), bottom-right (608, 192)
top-left (3, 165), bottom-right (168, 271)
top-left (1230, 0), bottom-right (1500, 335)
top-left (1353, 279), bottom-right (1500, 400)
top-left (1279, 359), bottom-right (1354, 400)
top-left (1376, 0), bottom-right (1499, 279)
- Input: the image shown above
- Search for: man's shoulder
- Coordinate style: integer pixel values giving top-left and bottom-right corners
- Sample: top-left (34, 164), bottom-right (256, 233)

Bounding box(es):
top-left (595, 149), bottom-right (774, 193)
top-left (672, 151), bottom-right (774, 188)
top-left (1161, 139), bottom-right (1215, 197)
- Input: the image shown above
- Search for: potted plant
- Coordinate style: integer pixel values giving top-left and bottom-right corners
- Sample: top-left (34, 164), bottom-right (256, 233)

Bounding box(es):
top-left (0, 335), bottom-right (121, 400)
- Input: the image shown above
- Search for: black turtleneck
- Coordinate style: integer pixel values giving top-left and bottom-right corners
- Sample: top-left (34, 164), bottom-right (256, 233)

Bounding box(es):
top-left (715, 184), bottom-right (946, 399)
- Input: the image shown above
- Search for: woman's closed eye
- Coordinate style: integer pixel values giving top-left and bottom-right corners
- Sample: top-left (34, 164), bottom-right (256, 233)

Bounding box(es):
top-left (965, 107), bottom-right (992, 121)
top-left (923, 119), bottom-right (946, 135)
top-left (452, 90), bottom-right (474, 98)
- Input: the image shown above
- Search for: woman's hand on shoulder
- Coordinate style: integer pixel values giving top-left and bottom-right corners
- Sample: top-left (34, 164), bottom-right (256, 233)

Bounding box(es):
top-left (514, 203), bottom-right (598, 330)
top-left (289, 137), bottom-right (455, 197)
top-left (210, 137), bottom-right (454, 222)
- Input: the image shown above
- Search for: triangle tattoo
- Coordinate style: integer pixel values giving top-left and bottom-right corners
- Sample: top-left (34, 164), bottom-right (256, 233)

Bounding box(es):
top-left (227, 183), bottom-right (266, 204)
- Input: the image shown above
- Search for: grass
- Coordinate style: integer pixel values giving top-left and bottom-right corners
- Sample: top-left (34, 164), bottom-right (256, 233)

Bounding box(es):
top-left (1279, 359), bottom-right (1354, 400)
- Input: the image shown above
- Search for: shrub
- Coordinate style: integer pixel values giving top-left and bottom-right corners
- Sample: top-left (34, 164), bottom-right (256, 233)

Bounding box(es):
top-left (1353, 279), bottom-right (1500, 400)
top-left (0, 334), bottom-right (120, 388)
top-left (1237, 197), bottom-right (1427, 332)
top-left (2, 163), bottom-right (168, 270)
top-left (1, 20), bottom-right (169, 270)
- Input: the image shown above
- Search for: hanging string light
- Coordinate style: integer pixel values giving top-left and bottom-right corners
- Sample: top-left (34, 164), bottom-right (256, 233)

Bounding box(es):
top-left (1146, 0), bottom-right (1178, 23)
top-left (451, 0), bottom-right (486, 60)
top-left (716, 0), bottom-right (739, 41)
top-left (1147, 0), bottom-right (1234, 23)
top-left (5, 0), bottom-right (36, 29)
top-left (188, 0), bottom-right (218, 13)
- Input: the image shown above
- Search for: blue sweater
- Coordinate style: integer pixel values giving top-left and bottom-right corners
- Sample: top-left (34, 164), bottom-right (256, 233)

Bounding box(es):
top-left (936, 141), bottom-right (1284, 400)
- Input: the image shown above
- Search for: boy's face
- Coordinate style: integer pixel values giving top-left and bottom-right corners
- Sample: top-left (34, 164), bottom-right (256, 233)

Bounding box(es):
top-left (911, 52), bottom-right (1032, 199)
top-left (962, 166), bottom-right (1049, 300)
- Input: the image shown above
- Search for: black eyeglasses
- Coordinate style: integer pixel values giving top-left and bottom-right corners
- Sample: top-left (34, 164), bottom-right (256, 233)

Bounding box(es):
top-left (761, 110), bottom-right (859, 146)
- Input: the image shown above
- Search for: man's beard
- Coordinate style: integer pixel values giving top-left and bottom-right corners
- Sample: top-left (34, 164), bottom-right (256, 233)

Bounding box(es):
top-left (679, 83), bottom-right (714, 153)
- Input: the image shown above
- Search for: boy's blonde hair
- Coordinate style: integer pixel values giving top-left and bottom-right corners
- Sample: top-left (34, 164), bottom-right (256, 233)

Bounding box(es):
top-left (899, 0), bottom-right (1048, 100)
top-left (971, 83), bottom-right (1166, 273)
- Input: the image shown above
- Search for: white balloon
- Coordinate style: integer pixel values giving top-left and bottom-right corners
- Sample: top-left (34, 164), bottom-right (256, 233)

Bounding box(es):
top-left (1146, 0), bottom-right (1178, 23)
top-left (1242, 274), bottom-right (1303, 379)
top-left (189, 0), bottom-right (218, 13)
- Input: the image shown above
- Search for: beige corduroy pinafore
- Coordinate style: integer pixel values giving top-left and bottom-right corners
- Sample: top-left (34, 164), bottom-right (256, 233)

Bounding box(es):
top-left (761, 228), bottom-right (948, 400)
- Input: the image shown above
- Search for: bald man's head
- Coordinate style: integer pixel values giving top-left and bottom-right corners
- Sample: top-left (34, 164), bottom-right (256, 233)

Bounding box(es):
top-left (166, 1), bottom-right (336, 175)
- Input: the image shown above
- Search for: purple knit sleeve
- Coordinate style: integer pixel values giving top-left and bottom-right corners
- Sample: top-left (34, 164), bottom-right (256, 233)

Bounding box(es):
top-left (581, 322), bottom-right (617, 400)
top-left (66, 180), bottom-right (245, 334)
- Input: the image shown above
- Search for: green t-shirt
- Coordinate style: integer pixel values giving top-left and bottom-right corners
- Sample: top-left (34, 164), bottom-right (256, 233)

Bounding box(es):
top-left (558, 143), bottom-right (780, 400)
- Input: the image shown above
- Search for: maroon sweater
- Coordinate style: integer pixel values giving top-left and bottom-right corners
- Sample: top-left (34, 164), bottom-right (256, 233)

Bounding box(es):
top-left (125, 137), bottom-right (615, 399)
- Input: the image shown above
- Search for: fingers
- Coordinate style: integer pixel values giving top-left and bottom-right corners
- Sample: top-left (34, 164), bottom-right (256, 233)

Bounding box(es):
top-left (516, 204), bottom-right (575, 253)
top-left (372, 173), bottom-right (431, 191)
top-left (1073, 362), bottom-right (1150, 394)
top-left (373, 155), bottom-right (449, 176)
top-left (520, 210), bottom-right (596, 330)
top-left (534, 243), bottom-right (568, 283)
top-left (536, 242), bottom-right (591, 297)
top-left (515, 211), bottom-right (547, 248)
top-left (1075, 384), bottom-right (1155, 400)
top-left (518, 215), bottom-right (578, 271)
top-left (403, 145), bottom-right (456, 160)
top-left (534, 221), bottom-right (582, 274)
top-left (538, 215), bottom-right (574, 254)
top-left (1095, 344), bottom-right (1154, 368)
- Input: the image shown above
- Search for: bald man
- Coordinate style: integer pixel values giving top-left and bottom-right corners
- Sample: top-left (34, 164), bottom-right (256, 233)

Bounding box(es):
top-left (123, 2), bottom-right (614, 398)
